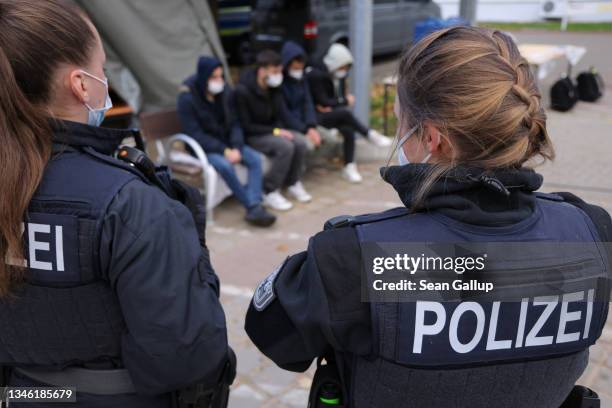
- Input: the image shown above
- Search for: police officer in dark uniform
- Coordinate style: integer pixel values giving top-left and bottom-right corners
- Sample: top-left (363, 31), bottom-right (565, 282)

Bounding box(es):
top-left (0, 1), bottom-right (232, 406)
top-left (245, 27), bottom-right (611, 407)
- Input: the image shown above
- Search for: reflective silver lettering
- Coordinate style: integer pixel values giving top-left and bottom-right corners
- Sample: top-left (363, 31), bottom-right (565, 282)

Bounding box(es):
top-left (28, 223), bottom-right (52, 271)
top-left (525, 296), bottom-right (558, 347)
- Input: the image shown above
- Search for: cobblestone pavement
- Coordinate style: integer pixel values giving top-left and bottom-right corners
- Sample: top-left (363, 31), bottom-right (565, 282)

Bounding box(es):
top-left (209, 36), bottom-right (612, 407)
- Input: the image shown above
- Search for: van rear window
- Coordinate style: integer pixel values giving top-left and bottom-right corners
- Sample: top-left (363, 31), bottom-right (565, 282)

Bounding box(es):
top-left (256, 0), bottom-right (307, 10)
top-left (322, 0), bottom-right (348, 7)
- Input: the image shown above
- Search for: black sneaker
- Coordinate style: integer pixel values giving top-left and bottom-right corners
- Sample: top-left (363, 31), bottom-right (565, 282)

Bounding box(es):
top-left (245, 205), bottom-right (276, 227)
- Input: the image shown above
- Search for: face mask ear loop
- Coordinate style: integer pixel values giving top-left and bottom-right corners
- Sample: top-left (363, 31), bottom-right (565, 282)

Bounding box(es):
top-left (80, 69), bottom-right (108, 86)
top-left (396, 124), bottom-right (419, 154)
top-left (384, 124), bottom-right (420, 172)
top-left (421, 152), bottom-right (432, 164)
top-left (80, 69), bottom-right (109, 110)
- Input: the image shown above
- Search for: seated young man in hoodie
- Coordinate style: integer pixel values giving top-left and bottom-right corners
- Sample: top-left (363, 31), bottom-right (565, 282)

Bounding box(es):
top-left (280, 42), bottom-right (342, 162)
top-left (177, 56), bottom-right (276, 227)
top-left (235, 50), bottom-right (312, 211)
top-left (307, 43), bottom-right (392, 182)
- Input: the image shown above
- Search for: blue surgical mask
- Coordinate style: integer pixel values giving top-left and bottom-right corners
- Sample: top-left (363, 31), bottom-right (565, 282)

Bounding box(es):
top-left (81, 70), bottom-right (113, 127)
top-left (396, 125), bottom-right (431, 165)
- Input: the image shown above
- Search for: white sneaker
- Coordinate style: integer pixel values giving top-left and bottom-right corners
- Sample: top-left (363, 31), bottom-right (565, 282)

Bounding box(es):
top-left (263, 190), bottom-right (293, 211)
top-left (342, 162), bottom-right (363, 183)
top-left (367, 129), bottom-right (392, 147)
top-left (287, 181), bottom-right (312, 203)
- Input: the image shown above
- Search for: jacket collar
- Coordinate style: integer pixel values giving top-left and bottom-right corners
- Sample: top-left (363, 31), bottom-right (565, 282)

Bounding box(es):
top-left (240, 67), bottom-right (273, 98)
top-left (311, 60), bottom-right (332, 77)
top-left (50, 119), bottom-right (134, 155)
top-left (381, 164), bottom-right (544, 226)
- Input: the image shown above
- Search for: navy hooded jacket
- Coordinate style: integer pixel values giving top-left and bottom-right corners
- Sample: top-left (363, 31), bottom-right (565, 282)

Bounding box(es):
top-left (177, 56), bottom-right (244, 154)
top-left (280, 41), bottom-right (317, 133)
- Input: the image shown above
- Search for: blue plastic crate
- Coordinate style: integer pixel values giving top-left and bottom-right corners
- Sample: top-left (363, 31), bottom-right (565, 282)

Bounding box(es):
top-left (414, 17), bottom-right (469, 44)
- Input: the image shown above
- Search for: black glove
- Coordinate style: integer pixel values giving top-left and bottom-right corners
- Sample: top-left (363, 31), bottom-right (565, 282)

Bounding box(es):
top-left (167, 178), bottom-right (219, 296)
top-left (152, 170), bottom-right (218, 296)
top-left (166, 177), bottom-right (207, 248)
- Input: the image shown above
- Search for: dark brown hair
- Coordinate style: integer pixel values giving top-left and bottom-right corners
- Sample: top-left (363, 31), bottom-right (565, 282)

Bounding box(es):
top-left (0, 0), bottom-right (96, 296)
top-left (256, 49), bottom-right (282, 68)
top-left (395, 26), bottom-right (554, 207)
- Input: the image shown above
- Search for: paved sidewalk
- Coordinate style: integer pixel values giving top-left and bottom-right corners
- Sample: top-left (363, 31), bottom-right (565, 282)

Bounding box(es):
top-left (210, 74), bottom-right (612, 408)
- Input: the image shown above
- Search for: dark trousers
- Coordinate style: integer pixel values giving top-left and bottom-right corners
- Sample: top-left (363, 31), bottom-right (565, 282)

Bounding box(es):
top-left (247, 134), bottom-right (307, 193)
top-left (317, 107), bottom-right (369, 164)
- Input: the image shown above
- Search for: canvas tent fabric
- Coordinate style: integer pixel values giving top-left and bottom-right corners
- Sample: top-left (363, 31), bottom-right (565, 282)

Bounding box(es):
top-left (76, 0), bottom-right (229, 112)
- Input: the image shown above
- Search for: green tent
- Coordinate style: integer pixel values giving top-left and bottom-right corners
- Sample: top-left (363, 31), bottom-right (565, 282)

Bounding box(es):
top-left (76, 0), bottom-right (229, 112)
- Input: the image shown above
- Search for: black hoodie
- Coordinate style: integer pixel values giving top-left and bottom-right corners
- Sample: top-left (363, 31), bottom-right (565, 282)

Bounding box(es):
top-left (306, 60), bottom-right (348, 108)
top-left (234, 67), bottom-right (294, 138)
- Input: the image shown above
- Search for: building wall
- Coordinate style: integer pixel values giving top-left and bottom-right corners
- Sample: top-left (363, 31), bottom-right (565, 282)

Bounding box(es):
top-left (434, 0), bottom-right (612, 22)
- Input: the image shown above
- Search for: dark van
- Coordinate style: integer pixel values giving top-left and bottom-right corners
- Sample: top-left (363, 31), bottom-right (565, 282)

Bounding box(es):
top-left (250, 0), bottom-right (441, 60)
top-left (218, 0), bottom-right (254, 64)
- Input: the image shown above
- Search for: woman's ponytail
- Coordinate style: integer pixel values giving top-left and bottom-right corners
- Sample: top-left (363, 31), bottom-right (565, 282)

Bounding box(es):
top-left (0, 0), bottom-right (96, 296)
top-left (0, 44), bottom-right (52, 296)
top-left (395, 26), bottom-right (554, 210)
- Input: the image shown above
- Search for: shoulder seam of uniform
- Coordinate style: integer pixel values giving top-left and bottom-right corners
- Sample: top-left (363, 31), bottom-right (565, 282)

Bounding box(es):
top-left (109, 188), bottom-right (191, 251)
top-left (351, 208), bottom-right (411, 227)
top-left (81, 147), bottom-right (151, 185)
top-left (101, 178), bottom-right (148, 234)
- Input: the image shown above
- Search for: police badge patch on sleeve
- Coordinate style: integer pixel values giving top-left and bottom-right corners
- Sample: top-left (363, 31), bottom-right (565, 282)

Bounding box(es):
top-left (253, 258), bottom-right (287, 311)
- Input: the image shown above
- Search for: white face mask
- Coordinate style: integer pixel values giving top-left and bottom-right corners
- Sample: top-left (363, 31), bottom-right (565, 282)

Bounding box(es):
top-left (266, 73), bottom-right (283, 88)
top-left (288, 69), bottom-right (304, 80)
top-left (81, 69), bottom-right (112, 127)
top-left (397, 125), bottom-right (431, 165)
top-left (208, 79), bottom-right (225, 95)
top-left (334, 69), bottom-right (348, 79)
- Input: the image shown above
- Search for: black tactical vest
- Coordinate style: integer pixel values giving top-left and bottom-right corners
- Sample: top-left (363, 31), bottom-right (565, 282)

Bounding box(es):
top-left (347, 193), bottom-right (610, 407)
top-left (0, 144), bottom-right (145, 368)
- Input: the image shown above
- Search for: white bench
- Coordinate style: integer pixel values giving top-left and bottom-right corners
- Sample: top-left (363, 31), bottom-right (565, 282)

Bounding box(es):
top-left (140, 109), bottom-right (265, 223)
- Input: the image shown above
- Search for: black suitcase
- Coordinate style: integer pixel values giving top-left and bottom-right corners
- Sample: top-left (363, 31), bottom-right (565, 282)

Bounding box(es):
top-left (576, 67), bottom-right (604, 102)
top-left (551, 76), bottom-right (578, 112)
